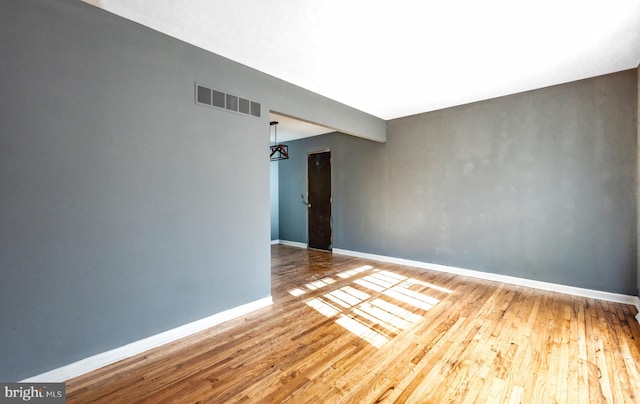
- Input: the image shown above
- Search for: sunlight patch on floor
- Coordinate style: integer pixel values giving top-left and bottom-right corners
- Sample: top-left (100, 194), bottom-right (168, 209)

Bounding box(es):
top-left (288, 288), bottom-right (306, 297)
top-left (305, 277), bottom-right (336, 291)
top-left (337, 265), bottom-right (373, 279)
top-left (354, 302), bottom-right (411, 334)
top-left (305, 297), bottom-right (341, 317)
top-left (383, 288), bottom-right (435, 311)
top-left (295, 264), bottom-right (449, 348)
top-left (325, 288), bottom-right (369, 308)
top-left (335, 315), bottom-right (388, 348)
top-left (370, 298), bottom-right (422, 324)
top-left (404, 278), bottom-right (453, 294)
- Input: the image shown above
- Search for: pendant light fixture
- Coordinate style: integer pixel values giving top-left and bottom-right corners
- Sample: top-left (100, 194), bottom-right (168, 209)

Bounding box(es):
top-left (270, 120), bottom-right (289, 161)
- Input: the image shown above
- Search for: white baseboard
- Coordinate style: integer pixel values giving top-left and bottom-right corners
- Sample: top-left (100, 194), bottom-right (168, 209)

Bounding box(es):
top-left (270, 239), bottom-right (279, 245)
top-left (333, 248), bottom-right (640, 323)
top-left (21, 296), bottom-right (273, 383)
top-left (276, 240), bottom-right (307, 249)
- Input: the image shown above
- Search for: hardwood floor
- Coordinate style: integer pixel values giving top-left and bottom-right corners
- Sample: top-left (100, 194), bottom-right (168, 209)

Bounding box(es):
top-left (67, 245), bottom-right (640, 403)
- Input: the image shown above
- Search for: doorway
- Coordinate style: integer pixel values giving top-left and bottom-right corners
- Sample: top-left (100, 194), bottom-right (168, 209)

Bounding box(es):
top-left (307, 150), bottom-right (332, 251)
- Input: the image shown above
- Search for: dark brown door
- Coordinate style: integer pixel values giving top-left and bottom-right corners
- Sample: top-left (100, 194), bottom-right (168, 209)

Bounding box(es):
top-left (307, 151), bottom-right (332, 250)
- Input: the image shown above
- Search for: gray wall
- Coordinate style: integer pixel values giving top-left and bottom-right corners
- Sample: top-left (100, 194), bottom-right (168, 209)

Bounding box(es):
top-left (270, 161), bottom-right (279, 240)
top-left (0, 0), bottom-right (382, 381)
top-left (280, 70), bottom-right (638, 295)
top-left (278, 133), bottom-right (384, 245)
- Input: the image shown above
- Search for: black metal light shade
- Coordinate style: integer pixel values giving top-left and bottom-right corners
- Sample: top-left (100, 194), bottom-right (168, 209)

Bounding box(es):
top-left (270, 143), bottom-right (289, 160)
top-left (270, 120), bottom-right (289, 161)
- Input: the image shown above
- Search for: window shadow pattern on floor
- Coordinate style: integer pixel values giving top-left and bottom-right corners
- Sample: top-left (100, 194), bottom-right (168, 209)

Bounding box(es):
top-left (289, 265), bottom-right (452, 348)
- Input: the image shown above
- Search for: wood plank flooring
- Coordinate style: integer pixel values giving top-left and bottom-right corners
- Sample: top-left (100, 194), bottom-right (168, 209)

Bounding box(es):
top-left (66, 245), bottom-right (640, 403)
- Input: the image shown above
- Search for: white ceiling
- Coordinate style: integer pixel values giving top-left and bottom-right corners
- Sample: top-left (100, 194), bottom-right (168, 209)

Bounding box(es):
top-left (84, 0), bottom-right (639, 123)
top-left (269, 112), bottom-right (334, 142)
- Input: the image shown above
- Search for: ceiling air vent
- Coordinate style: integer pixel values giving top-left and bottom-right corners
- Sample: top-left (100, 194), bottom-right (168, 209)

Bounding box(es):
top-left (238, 98), bottom-right (250, 115)
top-left (196, 85), bottom-right (212, 106)
top-left (195, 83), bottom-right (260, 118)
top-left (251, 101), bottom-right (261, 117)
top-left (213, 90), bottom-right (225, 109)
top-left (225, 94), bottom-right (238, 112)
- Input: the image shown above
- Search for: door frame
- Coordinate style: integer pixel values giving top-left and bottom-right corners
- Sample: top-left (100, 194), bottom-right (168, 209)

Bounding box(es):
top-left (306, 148), bottom-right (332, 250)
